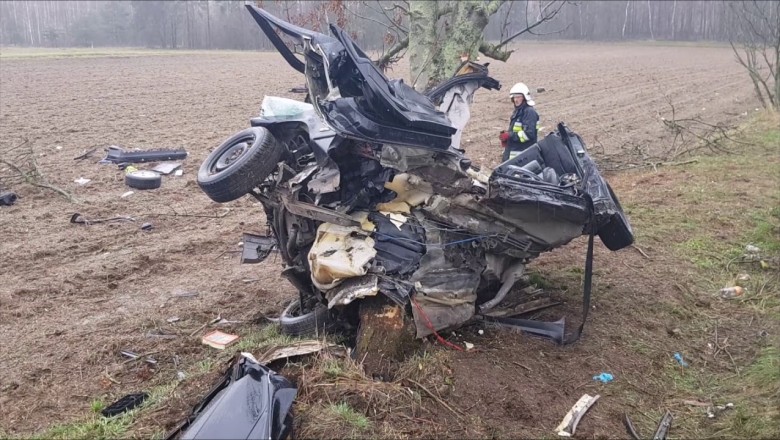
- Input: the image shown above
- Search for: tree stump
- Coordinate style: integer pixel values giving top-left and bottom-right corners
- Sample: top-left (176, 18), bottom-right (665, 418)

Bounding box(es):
top-left (354, 296), bottom-right (419, 381)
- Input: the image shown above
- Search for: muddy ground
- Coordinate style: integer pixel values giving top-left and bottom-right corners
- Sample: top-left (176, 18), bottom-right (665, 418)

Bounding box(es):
top-left (0, 42), bottom-right (775, 438)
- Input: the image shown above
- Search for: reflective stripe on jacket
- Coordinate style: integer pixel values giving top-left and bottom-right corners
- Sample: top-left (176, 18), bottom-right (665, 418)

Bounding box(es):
top-left (506, 103), bottom-right (539, 152)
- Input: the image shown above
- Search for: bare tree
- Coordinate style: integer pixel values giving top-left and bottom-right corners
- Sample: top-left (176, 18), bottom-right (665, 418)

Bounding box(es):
top-left (729, 0), bottom-right (779, 110)
top-left (367, 1), bottom-right (568, 92)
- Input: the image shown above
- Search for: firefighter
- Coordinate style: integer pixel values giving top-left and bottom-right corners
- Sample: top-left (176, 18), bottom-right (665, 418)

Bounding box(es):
top-left (499, 82), bottom-right (540, 161)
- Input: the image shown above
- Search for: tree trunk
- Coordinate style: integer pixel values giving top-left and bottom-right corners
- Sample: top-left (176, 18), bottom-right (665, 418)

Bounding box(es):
top-left (354, 296), bottom-right (418, 381)
top-left (206, 0), bottom-right (212, 49)
top-left (647, 0), bottom-right (654, 40)
top-left (622, 1), bottom-right (629, 39)
top-left (408, 1), bottom-right (438, 92)
top-left (24, 0), bottom-right (33, 45)
top-left (408, 0), bottom-right (500, 92)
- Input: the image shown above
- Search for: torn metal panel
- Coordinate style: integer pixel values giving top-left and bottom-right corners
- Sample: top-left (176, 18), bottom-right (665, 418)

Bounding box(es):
top-left (335, 152), bottom-right (396, 212)
top-left (289, 164), bottom-right (318, 186)
top-left (380, 144), bottom-right (437, 172)
top-left (377, 276), bottom-right (413, 306)
top-left (438, 81), bottom-right (480, 150)
top-left (241, 233), bottom-right (277, 264)
top-left (308, 223), bottom-right (376, 290)
top-left (280, 188), bottom-right (360, 227)
top-left (409, 228), bottom-right (483, 338)
top-left (307, 162), bottom-right (340, 194)
top-left (326, 274), bottom-right (380, 308)
top-left (103, 146), bottom-right (188, 164)
top-left (422, 195), bottom-right (541, 259)
top-left (408, 155), bottom-right (472, 197)
top-left (483, 315), bottom-right (566, 344)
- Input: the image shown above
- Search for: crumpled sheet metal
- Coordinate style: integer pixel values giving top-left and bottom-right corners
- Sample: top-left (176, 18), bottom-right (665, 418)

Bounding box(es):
top-left (438, 81), bottom-right (480, 150)
top-left (308, 223), bottom-right (376, 290)
top-left (409, 228), bottom-right (482, 338)
top-left (166, 353), bottom-right (296, 440)
top-left (325, 274), bottom-right (380, 308)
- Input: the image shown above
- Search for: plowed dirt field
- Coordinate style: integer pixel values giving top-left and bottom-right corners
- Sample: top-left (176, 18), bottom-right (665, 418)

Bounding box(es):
top-left (0, 42), bottom-right (769, 438)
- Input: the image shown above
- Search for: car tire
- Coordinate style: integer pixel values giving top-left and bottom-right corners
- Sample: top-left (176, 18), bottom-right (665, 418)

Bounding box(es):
top-left (598, 183), bottom-right (634, 251)
top-left (197, 127), bottom-right (283, 203)
top-left (125, 170), bottom-right (162, 190)
top-left (279, 298), bottom-right (331, 337)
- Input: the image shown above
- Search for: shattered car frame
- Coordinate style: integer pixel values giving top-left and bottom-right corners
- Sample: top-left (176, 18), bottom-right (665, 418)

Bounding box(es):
top-left (197, 5), bottom-right (634, 341)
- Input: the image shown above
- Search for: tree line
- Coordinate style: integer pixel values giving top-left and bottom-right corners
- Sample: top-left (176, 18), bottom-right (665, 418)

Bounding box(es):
top-left (0, 1), bottom-right (751, 50)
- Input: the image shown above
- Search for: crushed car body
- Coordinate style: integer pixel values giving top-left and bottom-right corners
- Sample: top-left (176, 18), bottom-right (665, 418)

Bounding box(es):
top-left (197, 5), bottom-right (634, 340)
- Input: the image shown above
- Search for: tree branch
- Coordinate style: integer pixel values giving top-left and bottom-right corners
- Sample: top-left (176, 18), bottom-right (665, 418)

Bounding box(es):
top-left (435, 3), bottom-right (456, 20)
top-left (492, 0), bottom-right (566, 50)
top-left (385, 2), bottom-right (409, 15)
top-left (364, 0), bottom-right (408, 34)
top-left (484, 0), bottom-right (505, 16)
top-left (348, 3), bottom-right (406, 36)
top-left (376, 36), bottom-right (409, 69)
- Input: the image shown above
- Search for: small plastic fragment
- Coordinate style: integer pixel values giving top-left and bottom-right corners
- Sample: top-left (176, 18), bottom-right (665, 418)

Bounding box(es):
top-left (101, 392), bottom-right (149, 417)
top-left (673, 352), bottom-right (689, 367)
top-left (592, 372), bottom-right (614, 383)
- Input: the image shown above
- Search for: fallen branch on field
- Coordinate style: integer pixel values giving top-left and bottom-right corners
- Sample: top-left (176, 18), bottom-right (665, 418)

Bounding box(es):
top-left (661, 96), bottom-right (747, 160)
top-left (0, 139), bottom-right (76, 202)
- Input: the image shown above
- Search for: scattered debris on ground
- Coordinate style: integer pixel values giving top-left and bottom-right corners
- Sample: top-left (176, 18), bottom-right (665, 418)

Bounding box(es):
top-left (624, 410), bottom-right (673, 440)
top-left (555, 393), bottom-right (600, 437)
top-left (73, 148), bottom-right (97, 161)
top-left (719, 286), bottom-right (745, 299)
top-left (69, 212), bottom-right (135, 225)
top-left (257, 340), bottom-right (345, 364)
top-left (102, 146), bottom-right (188, 164)
top-left (151, 162), bottom-right (182, 175)
top-left (125, 170), bottom-right (162, 190)
top-left (0, 190), bottom-right (18, 206)
top-left (101, 393), bottom-right (149, 418)
top-left (201, 330), bottom-right (239, 349)
top-left (673, 352), bottom-right (689, 367)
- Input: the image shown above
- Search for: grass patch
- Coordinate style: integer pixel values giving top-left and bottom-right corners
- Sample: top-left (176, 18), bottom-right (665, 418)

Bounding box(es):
top-left (232, 324), bottom-right (296, 352)
top-left (328, 402), bottom-right (372, 430)
top-left (36, 414), bottom-right (134, 440)
top-left (33, 380), bottom-right (179, 439)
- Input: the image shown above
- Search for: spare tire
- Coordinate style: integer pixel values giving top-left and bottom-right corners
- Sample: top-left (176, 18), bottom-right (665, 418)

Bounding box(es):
top-left (125, 170), bottom-right (162, 190)
top-left (197, 127), bottom-right (283, 203)
top-left (279, 298), bottom-right (331, 337)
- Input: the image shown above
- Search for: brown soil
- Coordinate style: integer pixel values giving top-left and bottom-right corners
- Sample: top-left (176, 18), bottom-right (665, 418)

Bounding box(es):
top-left (0, 42), bottom-right (772, 438)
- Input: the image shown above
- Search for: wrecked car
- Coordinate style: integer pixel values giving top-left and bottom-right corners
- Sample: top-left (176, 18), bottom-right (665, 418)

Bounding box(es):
top-left (197, 6), bottom-right (633, 349)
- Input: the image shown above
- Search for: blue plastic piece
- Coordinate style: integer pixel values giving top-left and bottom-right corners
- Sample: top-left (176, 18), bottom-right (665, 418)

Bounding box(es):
top-left (593, 372), bottom-right (614, 383)
top-left (673, 352), bottom-right (689, 367)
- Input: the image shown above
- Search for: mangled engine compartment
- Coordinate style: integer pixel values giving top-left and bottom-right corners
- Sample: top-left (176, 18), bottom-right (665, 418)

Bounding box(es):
top-left (246, 96), bottom-right (628, 338)
top-left (198, 5), bottom-right (634, 342)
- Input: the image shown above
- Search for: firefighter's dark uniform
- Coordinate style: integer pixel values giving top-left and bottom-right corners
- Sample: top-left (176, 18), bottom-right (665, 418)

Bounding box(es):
top-left (502, 103), bottom-right (540, 162)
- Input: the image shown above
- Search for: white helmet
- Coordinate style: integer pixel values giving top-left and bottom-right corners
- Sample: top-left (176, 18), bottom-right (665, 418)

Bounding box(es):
top-left (509, 82), bottom-right (535, 106)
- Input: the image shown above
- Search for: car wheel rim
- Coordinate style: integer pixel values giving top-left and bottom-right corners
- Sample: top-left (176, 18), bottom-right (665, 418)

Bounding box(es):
top-left (213, 137), bottom-right (253, 173)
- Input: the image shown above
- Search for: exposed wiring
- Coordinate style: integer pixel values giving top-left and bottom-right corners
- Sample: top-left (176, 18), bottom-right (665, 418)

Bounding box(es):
top-left (372, 231), bottom-right (493, 248)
